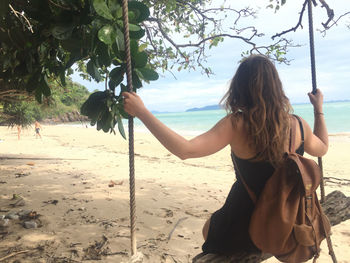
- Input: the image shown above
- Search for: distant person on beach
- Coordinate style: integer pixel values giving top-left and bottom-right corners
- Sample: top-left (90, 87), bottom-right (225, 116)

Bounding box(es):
top-left (123, 55), bottom-right (328, 256)
top-left (17, 125), bottom-right (21, 140)
top-left (34, 121), bottom-right (42, 139)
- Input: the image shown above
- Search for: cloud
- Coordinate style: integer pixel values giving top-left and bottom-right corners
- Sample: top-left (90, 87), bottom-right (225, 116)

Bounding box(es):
top-left (139, 77), bottom-right (230, 112)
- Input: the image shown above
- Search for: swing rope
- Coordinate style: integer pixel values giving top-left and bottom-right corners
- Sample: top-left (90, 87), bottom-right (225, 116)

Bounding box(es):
top-left (121, 0), bottom-right (137, 256)
top-left (306, 0), bottom-right (326, 205)
top-left (307, 1), bottom-right (337, 262)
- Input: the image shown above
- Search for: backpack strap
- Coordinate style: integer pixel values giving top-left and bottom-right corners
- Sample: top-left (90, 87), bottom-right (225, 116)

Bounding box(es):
top-left (293, 114), bottom-right (304, 143)
top-left (232, 156), bottom-right (257, 204)
top-left (289, 115), bottom-right (298, 153)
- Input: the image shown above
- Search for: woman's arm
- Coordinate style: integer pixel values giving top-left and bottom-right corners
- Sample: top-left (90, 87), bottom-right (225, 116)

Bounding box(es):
top-left (303, 89), bottom-right (328, 157)
top-left (123, 92), bottom-right (233, 160)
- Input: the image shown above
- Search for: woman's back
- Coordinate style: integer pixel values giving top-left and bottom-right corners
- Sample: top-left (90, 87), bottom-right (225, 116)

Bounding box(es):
top-left (229, 114), bottom-right (305, 161)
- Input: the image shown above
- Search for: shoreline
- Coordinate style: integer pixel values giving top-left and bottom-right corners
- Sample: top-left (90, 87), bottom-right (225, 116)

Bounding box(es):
top-left (4, 122), bottom-right (349, 137)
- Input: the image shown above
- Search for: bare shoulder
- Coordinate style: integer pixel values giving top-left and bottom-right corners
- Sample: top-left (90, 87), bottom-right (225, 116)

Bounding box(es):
top-left (219, 113), bottom-right (244, 133)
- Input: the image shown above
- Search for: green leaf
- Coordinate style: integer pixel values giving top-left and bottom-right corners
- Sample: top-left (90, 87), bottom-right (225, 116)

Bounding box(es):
top-left (128, 1), bottom-right (150, 23)
top-left (128, 24), bottom-right (141, 31)
top-left (128, 11), bottom-right (136, 22)
top-left (40, 75), bottom-right (51, 97)
top-left (97, 42), bottom-right (112, 67)
top-left (93, 0), bottom-right (114, 20)
top-left (108, 0), bottom-right (122, 18)
top-left (132, 71), bottom-right (143, 89)
top-left (110, 66), bottom-right (125, 80)
top-left (117, 114), bottom-right (126, 139)
top-left (59, 71), bottom-right (66, 86)
top-left (139, 43), bottom-right (148, 52)
top-left (109, 66), bottom-right (125, 89)
top-left (102, 111), bottom-right (112, 132)
top-left (35, 87), bottom-right (43, 103)
top-left (98, 24), bottom-right (116, 45)
top-left (130, 39), bottom-right (138, 57)
top-left (87, 59), bottom-right (102, 82)
top-left (81, 91), bottom-right (108, 122)
top-left (133, 51), bottom-right (148, 68)
top-left (129, 28), bottom-right (145, 40)
top-left (26, 72), bottom-right (41, 92)
top-left (137, 68), bottom-right (159, 81)
top-left (115, 27), bottom-right (125, 51)
top-left (51, 24), bottom-right (74, 40)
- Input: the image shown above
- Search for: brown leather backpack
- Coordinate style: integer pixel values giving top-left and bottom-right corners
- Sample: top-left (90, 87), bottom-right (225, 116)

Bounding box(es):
top-left (235, 116), bottom-right (333, 263)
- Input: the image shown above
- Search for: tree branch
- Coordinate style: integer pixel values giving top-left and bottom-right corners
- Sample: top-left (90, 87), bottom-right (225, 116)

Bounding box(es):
top-left (318, 0), bottom-right (334, 29)
top-left (8, 4), bottom-right (34, 33)
top-left (47, 0), bottom-right (72, 10)
top-left (318, 11), bottom-right (350, 35)
top-left (272, 0), bottom-right (308, 40)
top-left (154, 17), bottom-right (188, 60)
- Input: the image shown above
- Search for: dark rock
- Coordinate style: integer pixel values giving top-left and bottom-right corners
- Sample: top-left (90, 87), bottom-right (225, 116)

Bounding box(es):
top-left (18, 209), bottom-right (32, 217)
top-left (6, 213), bottom-right (19, 220)
top-left (24, 220), bottom-right (37, 229)
top-left (42, 111), bottom-right (89, 124)
top-left (322, 190), bottom-right (350, 226)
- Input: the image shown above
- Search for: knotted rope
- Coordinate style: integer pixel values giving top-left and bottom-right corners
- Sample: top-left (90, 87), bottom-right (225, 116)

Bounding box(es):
top-left (121, 0), bottom-right (137, 256)
top-left (307, 1), bottom-right (337, 262)
top-left (306, 0), bottom-right (326, 205)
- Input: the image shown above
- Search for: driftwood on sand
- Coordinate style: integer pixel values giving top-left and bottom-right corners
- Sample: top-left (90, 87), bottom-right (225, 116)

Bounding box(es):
top-left (192, 190), bottom-right (350, 263)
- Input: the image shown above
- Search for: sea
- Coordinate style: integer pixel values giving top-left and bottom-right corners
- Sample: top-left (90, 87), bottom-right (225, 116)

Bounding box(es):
top-left (133, 101), bottom-right (350, 135)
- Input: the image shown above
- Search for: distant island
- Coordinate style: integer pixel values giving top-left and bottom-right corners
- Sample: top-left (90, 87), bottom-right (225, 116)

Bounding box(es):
top-left (186, 105), bottom-right (223, 112)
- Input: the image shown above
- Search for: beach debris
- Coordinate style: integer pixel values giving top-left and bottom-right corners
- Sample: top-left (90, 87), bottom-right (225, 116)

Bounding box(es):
top-left (43, 199), bottom-right (59, 205)
top-left (12, 194), bottom-right (22, 200)
top-left (0, 231), bottom-right (10, 240)
top-left (78, 207), bottom-right (86, 211)
top-left (15, 172), bottom-right (29, 178)
top-left (0, 181), bottom-right (6, 184)
top-left (167, 217), bottom-right (188, 242)
top-left (130, 251), bottom-right (144, 263)
top-left (161, 208), bottom-right (173, 218)
top-left (23, 220), bottom-right (38, 229)
top-left (83, 235), bottom-right (110, 260)
top-left (26, 162), bottom-right (35, 166)
top-left (10, 197), bottom-right (25, 207)
top-left (5, 213), bottom-right (19, 220)
top-left (0, 249), bottom-right (38, 262)
top-left (70, 242), bottom-right (82, 247)
top-left (108, 180), bottom-right (123, 187)
top-left (0, 218), bottom-right (10, 228)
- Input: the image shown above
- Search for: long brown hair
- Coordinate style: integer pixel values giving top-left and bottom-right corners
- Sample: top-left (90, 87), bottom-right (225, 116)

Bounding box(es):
top-left (222, 55), bottom-right (292, 165)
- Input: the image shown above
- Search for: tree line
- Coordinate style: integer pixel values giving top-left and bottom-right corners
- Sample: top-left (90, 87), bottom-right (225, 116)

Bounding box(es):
top-left (0, 78), bottom-right (90, 127)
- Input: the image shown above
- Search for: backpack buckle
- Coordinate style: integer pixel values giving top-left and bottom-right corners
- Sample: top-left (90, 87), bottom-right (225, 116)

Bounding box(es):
top-left (306, 195), bottom-right (313, 208)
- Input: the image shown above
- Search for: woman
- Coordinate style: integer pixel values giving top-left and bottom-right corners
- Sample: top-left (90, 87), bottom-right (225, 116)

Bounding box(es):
top-left (123, 55), bottom-right (328, 255)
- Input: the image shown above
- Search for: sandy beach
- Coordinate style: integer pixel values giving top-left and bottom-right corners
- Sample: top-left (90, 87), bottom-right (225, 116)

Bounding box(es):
top-left (0, 124), bottom-right (349, 263)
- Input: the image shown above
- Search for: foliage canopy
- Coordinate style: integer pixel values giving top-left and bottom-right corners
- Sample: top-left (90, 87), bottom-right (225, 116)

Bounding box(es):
top-left (0, 0), bottom-right (347, 136)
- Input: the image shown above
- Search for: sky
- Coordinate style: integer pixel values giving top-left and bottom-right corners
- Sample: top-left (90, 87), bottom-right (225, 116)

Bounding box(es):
top-left (71, 0), bottom-right (350, 112)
